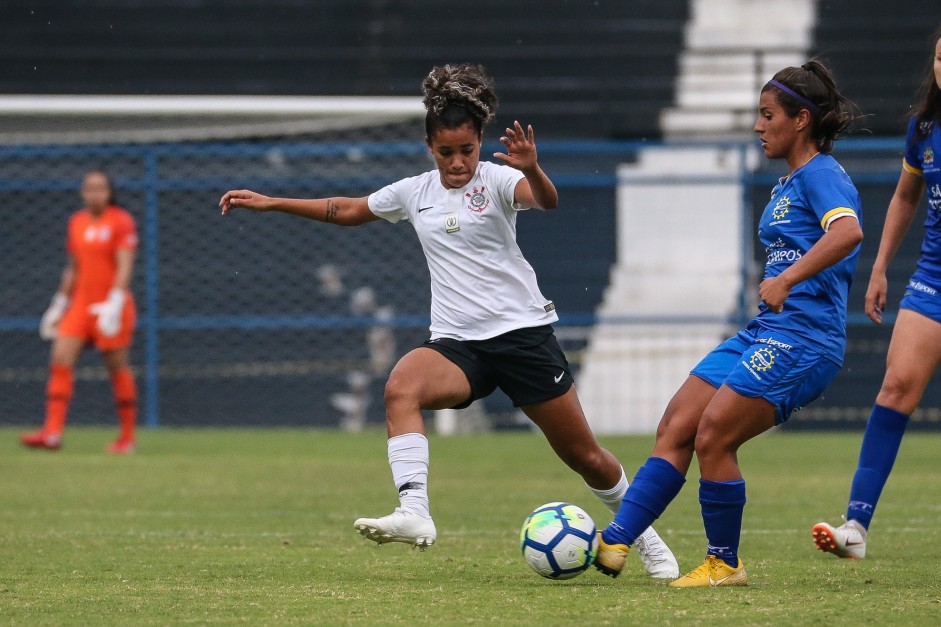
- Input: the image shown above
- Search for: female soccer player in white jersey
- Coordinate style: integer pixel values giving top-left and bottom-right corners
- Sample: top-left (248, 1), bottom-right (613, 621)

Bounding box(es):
top-left (219, 64), bottom-right (678, 578)
top-left (813, 27), bottom-right (941, 559)
top-left (594, 60), bottom-right (863, 586)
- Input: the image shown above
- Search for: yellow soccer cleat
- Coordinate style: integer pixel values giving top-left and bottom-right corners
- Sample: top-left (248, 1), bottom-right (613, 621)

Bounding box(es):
top-left (669, 555), bottom-right (748, 588)
top-left (594, 531), bottom-right (631, 578)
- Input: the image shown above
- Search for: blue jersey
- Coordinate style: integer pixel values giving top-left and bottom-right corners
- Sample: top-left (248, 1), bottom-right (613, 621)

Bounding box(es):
top-left (903, 117), bottom-right (941, 287)
top-left (755, 153), bottom-right (862, 364)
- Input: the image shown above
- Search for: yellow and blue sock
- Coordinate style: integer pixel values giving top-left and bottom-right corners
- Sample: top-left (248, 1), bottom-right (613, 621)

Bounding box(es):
top-left (846, 404), bottom-right (909, 529)
top-left (701, 478), bottom-right (746, 568)
top-left (602, 457), bottom-right (685, 546)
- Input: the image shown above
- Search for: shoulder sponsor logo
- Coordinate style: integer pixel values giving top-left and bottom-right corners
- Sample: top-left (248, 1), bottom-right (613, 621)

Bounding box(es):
top-left (465, 186), bottom-right (490, 213)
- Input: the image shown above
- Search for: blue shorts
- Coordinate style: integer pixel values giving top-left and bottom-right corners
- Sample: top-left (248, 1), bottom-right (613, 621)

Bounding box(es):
top-left (690, 327), bottom-right (841, 423)
top-left (899, 276), bottom-right (941, 324)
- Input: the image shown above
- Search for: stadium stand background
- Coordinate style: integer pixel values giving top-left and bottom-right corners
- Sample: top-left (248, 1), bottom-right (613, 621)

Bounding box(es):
top-left (1, 0), bottom-right (688, 138)
top-left (2, 1), bottom-right (940, 430)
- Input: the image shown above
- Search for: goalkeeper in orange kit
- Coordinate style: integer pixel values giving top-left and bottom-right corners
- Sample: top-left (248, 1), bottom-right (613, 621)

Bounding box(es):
top-left (21, 171), bottom-right (139, 453)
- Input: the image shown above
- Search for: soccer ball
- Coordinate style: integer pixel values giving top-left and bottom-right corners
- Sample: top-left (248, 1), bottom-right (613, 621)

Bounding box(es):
top-left (519, 502), bottom-right (598, 580)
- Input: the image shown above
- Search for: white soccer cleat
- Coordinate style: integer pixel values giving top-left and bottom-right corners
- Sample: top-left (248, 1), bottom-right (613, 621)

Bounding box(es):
top-left (812, 518), bottom-right (867, 559)
top-left (354, 508), bottom-right (437, 550)
top-left (633, 527), bottom-right (680, 578)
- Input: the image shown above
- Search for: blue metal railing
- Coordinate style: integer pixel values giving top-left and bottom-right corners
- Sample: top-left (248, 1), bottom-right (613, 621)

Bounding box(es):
top-left (0, 137), bottom-right (907, 427)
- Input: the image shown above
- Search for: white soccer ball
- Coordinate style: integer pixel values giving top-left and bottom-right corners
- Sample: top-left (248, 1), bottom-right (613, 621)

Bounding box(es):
top-left (519, 502), bottom-right (598, 580)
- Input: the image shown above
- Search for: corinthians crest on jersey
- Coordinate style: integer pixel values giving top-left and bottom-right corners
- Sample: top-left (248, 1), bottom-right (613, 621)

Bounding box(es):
top-left (465, 186), bottom-right (490, 213)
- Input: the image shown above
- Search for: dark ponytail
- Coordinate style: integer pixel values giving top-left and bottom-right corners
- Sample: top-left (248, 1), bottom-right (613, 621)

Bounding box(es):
top-left (911, 26), bottom-right (941, 137)
top-left (422, 63), bottom-right (498, 139)
top-left (762, 59), bottom-right (862, 153)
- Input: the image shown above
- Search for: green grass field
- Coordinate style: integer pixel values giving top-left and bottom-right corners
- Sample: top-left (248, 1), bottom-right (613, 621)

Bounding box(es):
top-left (1, 427), bottom-right (939, 625)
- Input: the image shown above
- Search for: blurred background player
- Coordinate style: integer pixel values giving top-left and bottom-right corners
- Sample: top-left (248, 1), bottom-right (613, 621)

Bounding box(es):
top-left (813, 27), bottom-right (941, 559)
top-left (20, 170), bottom-right (139, 454)
top-left (220, 63), bottom-right (679, 579)
top-left (594, 60), bottom-right (863, 586)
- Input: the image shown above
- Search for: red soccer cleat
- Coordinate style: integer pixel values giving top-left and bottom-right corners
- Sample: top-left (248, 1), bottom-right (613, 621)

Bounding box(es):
top-left (20, 430), bottom-right (62, 450)
top-left (106, 438), bottom-right (135, 455)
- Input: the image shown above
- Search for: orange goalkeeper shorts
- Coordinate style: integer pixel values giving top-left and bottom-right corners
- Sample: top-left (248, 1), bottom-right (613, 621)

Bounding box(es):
top-left (58, 296), bottom-right (137, 351)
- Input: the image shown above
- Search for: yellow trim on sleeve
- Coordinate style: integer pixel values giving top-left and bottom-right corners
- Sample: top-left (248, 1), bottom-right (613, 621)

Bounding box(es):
top-left (820, 207), bottom-right (858, 230)
top-left (902, 158), bottom-right (923, 176)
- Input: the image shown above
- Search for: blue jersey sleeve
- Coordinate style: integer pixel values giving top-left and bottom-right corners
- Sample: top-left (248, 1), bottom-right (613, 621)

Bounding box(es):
top-left (903, 117), bottom-right (923, 176)
top-left (802, 167), bottom-right (860, 231)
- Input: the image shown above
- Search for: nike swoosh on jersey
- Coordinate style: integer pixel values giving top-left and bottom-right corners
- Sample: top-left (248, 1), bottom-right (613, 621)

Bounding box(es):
top-left (554, 372), bottom-right (565, 383)
top-left (418, 206), bottom-right (433, 213)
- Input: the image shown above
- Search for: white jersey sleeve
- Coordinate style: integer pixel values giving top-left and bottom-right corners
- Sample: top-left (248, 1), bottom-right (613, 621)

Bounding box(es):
top-left (367, 176), bottom-right (414, 224)
top-left (487, 162), bottom-right (527, 211)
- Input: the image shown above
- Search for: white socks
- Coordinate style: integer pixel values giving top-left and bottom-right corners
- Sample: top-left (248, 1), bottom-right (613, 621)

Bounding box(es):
top-left (587, 465), bottom-right (628, 515)
top-left (388, 433), bottom-right (431, 519)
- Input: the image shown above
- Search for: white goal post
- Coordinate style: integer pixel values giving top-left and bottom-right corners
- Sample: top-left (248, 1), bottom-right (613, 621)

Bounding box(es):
top-left (0, 95), bottom-right (426, 144)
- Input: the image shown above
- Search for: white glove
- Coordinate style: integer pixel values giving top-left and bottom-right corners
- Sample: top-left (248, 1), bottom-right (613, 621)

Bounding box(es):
top-left (39, 292), bottom-right (70, 340)
top-left (89, 288), bottom-right (126, 338)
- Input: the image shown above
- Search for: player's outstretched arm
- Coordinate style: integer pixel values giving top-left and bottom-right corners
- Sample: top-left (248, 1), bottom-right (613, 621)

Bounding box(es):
top-left (493, 121), bottom-right (558, 210)
top-left (219, 190), bottom-right (379, 226)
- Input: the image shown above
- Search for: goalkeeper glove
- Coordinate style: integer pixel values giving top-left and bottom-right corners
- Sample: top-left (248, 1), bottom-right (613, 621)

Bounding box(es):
top-left (89, 288), bottom-right (126, 338)
top-left (39, 292), bottom-right (70, 340)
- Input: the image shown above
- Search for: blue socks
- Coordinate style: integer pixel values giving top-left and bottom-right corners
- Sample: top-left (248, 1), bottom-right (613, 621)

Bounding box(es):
top-left (846, 404), bottom-right (910, 529)
top-left (603, 457), bottom-right (685, 546)
top-left (700, 479), bottom-right (746, 567)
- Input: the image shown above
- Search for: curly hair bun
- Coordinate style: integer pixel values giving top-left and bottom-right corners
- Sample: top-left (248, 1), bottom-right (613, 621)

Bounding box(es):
top-left (422, 64), bottom-right (498, 124)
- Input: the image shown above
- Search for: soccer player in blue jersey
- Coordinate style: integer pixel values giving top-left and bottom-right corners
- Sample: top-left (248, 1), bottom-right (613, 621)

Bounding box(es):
top-left (813, 28), bottom-right (941, 559)
top-left (594, 60), bottom-right (863, 586)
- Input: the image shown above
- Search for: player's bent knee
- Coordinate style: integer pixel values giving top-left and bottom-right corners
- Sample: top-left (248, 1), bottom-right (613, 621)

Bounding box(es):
top-left (876, 374), bottom-right (922, 414)
top-left (693, 415), bottom-right (732, 460)
top-left (655, 415), bottom-right (696, 455)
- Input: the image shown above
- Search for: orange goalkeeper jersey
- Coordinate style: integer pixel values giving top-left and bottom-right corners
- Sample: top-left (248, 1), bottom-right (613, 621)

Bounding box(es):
top-left (66, 205), bottom-right (138, 303)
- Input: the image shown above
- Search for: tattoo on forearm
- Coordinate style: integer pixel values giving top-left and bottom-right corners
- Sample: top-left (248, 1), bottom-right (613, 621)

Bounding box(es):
top-left (325, 199), bottom-right (339, 223)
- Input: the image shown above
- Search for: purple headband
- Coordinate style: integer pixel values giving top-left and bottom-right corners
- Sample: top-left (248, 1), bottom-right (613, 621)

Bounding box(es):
top-left (767, 79), bottom-right (821, 114)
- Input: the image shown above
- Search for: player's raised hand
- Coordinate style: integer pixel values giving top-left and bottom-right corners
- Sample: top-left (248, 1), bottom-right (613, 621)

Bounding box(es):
top-left (219, 189), bottom-right (274, 215)
top-left (494, 121), bottom-right (538, 172)
top-left (864, 270), bottom-right (888, 324)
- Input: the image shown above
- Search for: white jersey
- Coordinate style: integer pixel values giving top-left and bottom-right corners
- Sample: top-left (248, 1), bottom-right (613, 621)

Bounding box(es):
top-left (368, 160), bottom-right (558, 341)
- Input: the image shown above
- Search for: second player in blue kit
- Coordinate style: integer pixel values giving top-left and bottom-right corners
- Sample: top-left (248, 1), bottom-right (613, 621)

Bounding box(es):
top-left (595, 60), bottom-right (864, 586)
top-left (814, 26), bottom-right (941, 560)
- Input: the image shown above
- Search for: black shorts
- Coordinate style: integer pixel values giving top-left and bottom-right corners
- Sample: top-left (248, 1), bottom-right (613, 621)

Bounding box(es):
top-left (422, 324), bottom-right (574, 409)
